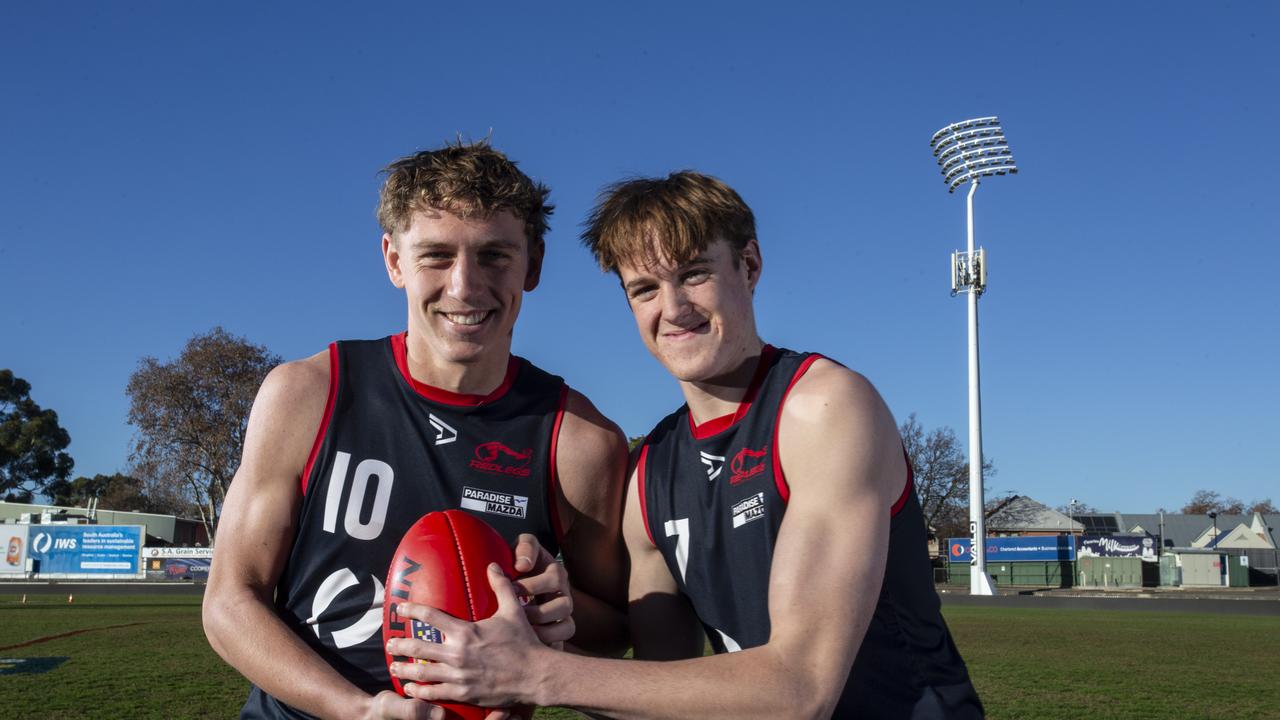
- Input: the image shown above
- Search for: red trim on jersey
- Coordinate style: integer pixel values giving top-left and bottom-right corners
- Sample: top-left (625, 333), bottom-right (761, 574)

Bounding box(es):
top-left (547, 384), bottom-right (569, 544)
top-left (300, 343), bottom-right (339, 496)
top-left (637, 445), bottom-right (655, 546)
top-left (891, 447), bottom-right (914, 517)
top-left (391, 332), bottom-right (518, 406)
top-left (770, 353), bottom-right (824, 504)
top-left (688, 345), bottom-right (779, 440)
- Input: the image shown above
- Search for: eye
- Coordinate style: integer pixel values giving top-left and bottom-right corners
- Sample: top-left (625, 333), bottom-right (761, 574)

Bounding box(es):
top-left (682, 268), bottom-right (710, 285)
top-left (628, 285), bottom-right (658, 302)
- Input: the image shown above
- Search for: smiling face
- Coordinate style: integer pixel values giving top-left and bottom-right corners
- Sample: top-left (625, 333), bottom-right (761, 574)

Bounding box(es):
top-left (617, 237), bottom-right (762, 384)
top-left (383, 208), bottom-right (542, 383)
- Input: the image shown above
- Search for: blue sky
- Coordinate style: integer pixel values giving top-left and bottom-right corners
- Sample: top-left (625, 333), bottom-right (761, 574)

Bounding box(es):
top-left (2, 3), bottom-right (1276, 513)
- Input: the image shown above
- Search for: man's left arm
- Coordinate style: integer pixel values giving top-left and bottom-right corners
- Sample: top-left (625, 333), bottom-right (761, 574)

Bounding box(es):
top-left (544, 387), bottom-right (630, 655)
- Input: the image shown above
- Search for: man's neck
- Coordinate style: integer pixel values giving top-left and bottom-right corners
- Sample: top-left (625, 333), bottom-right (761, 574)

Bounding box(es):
top-left (403, 334), bottom-right (512, 397)
top-left (679, 339), bottom-right (767, 425)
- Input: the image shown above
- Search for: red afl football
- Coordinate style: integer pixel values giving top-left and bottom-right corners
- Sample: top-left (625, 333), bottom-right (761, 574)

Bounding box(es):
top-left (383, 509), bottom-right (516, 719)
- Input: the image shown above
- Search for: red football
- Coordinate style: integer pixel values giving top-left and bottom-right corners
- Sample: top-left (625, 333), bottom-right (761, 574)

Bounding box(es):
top-left (383, 509), bottom-right (516, 720)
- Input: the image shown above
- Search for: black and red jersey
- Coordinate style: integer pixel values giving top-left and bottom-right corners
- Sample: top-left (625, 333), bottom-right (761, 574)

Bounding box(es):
top-left (242, 334), bottom-right (567, 719)
top-left (638, 346), bottom-right (983, 719)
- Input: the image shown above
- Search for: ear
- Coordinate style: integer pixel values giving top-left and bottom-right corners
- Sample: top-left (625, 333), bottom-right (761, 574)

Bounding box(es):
top-left (382, 233), bottom-right (405, 289)
top-left (524, 239), bottom-right (545, 292)
top-left (741, 238), bottom-right (763, 292)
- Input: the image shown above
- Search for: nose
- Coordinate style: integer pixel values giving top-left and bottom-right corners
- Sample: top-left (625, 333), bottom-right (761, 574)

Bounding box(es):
top-left (659, 282), bottom-right (690, 323)
top-left (447, 252), bottom-right (484, 304)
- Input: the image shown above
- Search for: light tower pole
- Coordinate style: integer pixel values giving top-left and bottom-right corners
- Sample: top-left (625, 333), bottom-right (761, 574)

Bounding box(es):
top-left (930, 116), bottom-right (1017, 596)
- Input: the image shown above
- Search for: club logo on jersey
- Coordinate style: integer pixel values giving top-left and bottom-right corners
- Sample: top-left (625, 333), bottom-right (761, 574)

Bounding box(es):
top-left (469, 441), bottom-right (533, 477)
top-left (461, 486), bottom-right (529, 519)
top-left (729, 446), bottom-right (769, 485)
top-left (731, 492), bottom-right (766, 528)
top-left (699, 451), bottom-right (726, 482)
top-left (428, 413), bottom-right (458, 445)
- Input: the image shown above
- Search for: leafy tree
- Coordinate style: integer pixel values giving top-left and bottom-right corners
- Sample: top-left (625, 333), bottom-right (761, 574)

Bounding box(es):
top-left (899, 413), bottom-right (995, 542)
top-left (0, 370), bottom-right (74, 498)
top-left (126, 328), bottom-right (280, 542)
top-left (627, 435), bottom-right (645, 451)
top-left (46, 473), bottom-right (181, 514)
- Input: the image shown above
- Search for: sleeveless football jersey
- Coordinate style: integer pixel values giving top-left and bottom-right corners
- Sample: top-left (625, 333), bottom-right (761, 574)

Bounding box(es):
top-left (639, 346), bottom-right (983, 719)
top-left (242, 334), bottom-right (566, 719)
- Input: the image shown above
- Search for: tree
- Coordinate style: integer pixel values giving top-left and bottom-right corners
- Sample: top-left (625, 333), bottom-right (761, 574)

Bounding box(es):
top-left (1181, 489), bottom-right (1255, 516)
top-left (1249, 499), bottom-right (1276, 514)
top-left (45, 473), bottom-right (180, 514)
top-left (126, 328), bottom-right (280, 542)
top-left (899, 413), bottom-right (995, 542)
top-left (1055, 501), bottom-right (1098, 516)
top-left (1, 370), bottom-right (74, 499)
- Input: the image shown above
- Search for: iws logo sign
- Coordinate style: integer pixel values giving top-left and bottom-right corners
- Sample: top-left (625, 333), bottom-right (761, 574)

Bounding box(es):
top-left (699, 451), bottom-right (725, 482)
top-left (306, 568), bottom-right (385, 649)
top-left (729, 446), bottom-right (768, 485)
top-left (428, 413), bottom-right (457, 445)
top-left (31, 532), bottom-right (78, 553)
top-left (470, 441), bottom-right (532, 477)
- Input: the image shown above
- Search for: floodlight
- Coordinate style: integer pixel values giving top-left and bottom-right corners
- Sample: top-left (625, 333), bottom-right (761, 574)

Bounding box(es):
top-left (929, 116), bottom-right (1019, 597)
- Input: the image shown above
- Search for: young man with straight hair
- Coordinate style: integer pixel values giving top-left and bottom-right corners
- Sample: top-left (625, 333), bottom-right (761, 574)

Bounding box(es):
top-left (388, 171), bottom-right (984, 719)
top-left (203, 141), bottom-right (629, 720)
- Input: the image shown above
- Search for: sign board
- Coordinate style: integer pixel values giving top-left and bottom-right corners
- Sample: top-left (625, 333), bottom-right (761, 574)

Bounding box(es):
top-left (948, 535), bottom-right (1076, 563)
top-left (1078, 535), bottom-right (1157, 562)
top-left (27, 525), bottom-right (142, 575)
top-left (2, 526), bottom-right (30, 577)
top-left (144, 547), bottom-right (213, 559)
top-left (161, 558), bottom-right (211, 579)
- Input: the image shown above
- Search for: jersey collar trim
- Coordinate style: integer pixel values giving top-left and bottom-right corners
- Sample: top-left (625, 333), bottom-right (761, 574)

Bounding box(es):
top-left (390, 332), bottom-right (520, 407)
top-left (687, 344), bottom-right (778, 440)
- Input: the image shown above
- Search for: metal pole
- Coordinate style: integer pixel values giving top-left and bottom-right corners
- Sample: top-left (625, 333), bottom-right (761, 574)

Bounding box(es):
top-left (967, 179), bottom-right (996, 596)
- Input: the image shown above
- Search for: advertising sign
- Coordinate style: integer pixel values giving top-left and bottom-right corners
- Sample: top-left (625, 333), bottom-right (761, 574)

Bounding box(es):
top-left (144, 547), bottom-right (213, 559)
top-left (947, 536), bottom-right (1076, 563)
top-left (27, 525), bottom-right (142, 575)
top-left (1078, 535), bottom-right (1156, 561)
top-left (161, 558), bottom-right (211, 579)
top-left (2, 526), bottom-right (29, 576)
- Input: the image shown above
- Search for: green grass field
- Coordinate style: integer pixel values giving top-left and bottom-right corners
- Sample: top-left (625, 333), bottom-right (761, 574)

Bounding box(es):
top-left (2, 593), bottom-right (1277, 719)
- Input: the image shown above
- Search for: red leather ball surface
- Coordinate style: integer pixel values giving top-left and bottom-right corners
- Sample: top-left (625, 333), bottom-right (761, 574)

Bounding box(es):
top-left (383, 509), bottom-right (516, 720)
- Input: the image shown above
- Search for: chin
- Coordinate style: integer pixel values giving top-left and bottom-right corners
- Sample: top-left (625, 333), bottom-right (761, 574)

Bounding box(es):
top-left (655, 348), bottom-right (719, 383)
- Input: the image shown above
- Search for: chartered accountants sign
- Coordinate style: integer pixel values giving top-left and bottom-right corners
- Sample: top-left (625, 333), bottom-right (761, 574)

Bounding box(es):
top-left (948, 536), bottom-right (1076, 563)
top-left (27, 525), bottom-right (143, 575)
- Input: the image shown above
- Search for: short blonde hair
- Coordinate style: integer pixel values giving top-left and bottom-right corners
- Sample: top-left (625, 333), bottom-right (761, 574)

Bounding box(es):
top-left (376, 140), bottom-right (553, 246)
top-left (581, 171), bottom-right (755, 272)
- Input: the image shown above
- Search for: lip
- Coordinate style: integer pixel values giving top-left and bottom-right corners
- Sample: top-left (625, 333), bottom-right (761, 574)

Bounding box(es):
top-left (436, 309), bottom-right (496, 335)
top-left (661, 320), bottom-right (710, 341)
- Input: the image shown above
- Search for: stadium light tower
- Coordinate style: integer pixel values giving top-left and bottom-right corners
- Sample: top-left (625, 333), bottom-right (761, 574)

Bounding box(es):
top-left (929, 116), bottom-right (1017, 596)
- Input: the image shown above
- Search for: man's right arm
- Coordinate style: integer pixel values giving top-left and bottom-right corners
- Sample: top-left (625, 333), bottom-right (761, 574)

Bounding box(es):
top-left (202, 352), bottom-right (440, 720)
top-left (622, 454), bottom-right (705, 662)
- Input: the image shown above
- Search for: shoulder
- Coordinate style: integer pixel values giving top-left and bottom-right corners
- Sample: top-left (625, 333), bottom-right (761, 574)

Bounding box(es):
top-left (557, 388), bottom-right (628, 476)
top-left (255, 349), bottom-right (332, 415)
top-left (777, 358), bottom-right (903, 499)
top-left (782, 358), bottom-right (887, 430)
